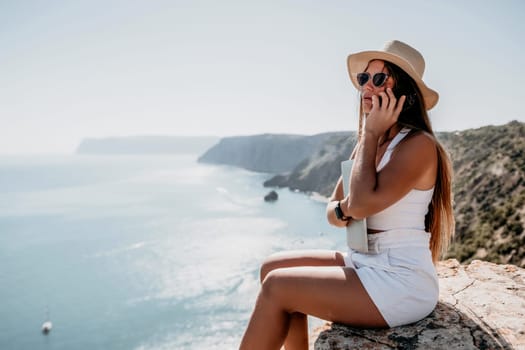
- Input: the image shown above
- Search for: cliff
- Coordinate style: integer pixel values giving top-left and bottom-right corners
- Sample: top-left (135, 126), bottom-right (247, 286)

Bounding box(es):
top-left (311, 259), bottom-right (525, 349)
top-left (439, 121), bottom-right (525, 267)
top-left (198, 132), bottom-right (349, 174)
top-left (262, 132), bottom-right (356, 196)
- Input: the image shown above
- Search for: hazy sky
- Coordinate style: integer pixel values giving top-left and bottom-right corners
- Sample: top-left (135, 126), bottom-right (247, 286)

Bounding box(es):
top-left (2, 0), bottom-right (524, 154)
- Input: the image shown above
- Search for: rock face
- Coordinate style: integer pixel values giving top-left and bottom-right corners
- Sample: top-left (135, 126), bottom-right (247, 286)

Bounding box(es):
top-left (198, 132), bottom-right (348, 174)
top-left (312, 259), bottom-right (525, 350)
top-left (263, 133), bottom-right (356, 196)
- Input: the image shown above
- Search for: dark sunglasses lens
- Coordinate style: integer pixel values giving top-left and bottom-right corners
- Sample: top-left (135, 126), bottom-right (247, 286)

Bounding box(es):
top-left (357, 73), bottom-right (369, 86)
top-left (373, 73), bottom-right (388, 87)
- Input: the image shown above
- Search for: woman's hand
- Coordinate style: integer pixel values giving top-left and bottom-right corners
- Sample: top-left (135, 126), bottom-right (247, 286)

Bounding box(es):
top-left (365, 88), bottom-right (406, 136)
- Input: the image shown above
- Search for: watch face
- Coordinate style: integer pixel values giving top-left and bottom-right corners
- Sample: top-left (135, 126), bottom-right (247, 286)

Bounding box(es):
top-left (335, 203), bottom-right (344, 220)
top-left (335, 201), bottom-right (350, 221)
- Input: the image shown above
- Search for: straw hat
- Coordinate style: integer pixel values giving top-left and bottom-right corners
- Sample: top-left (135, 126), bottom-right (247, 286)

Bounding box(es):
top-left (347, 40), bottom-right (439, 110)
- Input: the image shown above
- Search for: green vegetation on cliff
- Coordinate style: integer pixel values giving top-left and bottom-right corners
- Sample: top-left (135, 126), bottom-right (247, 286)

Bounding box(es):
top-left (439, 121), bottom-right (525, 266)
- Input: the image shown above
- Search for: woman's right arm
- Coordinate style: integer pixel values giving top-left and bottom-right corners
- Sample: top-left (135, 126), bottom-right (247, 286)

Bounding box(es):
top-left (326, 176), bottom-right (350, 228)
top-left (325, 142), bottom-right (360, 228)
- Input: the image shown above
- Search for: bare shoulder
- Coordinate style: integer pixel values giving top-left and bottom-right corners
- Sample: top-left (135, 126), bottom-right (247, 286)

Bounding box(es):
top-left (392, 130), bottom-right (437, 164)
top-left (402, 130), bottom-right (436, 151)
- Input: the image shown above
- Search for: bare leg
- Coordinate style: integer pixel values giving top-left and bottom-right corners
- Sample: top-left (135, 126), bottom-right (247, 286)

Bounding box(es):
top-left (240, 259), bottom-right (387, 350)
top-left (283, 312), bottom-right (307, 350)
top-left (258, 250), bottom-right (346, 350)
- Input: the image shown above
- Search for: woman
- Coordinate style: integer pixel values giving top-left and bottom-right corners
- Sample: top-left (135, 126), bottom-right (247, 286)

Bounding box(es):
top-left (240, 40), bottom-right (454, 350)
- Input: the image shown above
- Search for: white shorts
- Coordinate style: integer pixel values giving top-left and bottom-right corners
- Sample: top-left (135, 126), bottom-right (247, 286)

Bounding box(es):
top-left (343, 229), bottom-right (439, 327)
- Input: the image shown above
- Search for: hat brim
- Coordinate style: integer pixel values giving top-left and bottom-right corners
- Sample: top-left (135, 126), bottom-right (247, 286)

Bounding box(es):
top-left (347, 50), bottom-right (439, 110)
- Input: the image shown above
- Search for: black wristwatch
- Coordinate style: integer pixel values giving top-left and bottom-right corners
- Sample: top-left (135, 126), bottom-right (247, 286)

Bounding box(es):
top-left (335, 201), bottom-right (351, 221)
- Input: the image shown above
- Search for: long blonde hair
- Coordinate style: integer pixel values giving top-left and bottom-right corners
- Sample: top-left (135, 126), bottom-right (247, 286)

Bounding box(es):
top-left (356, 61), bottom-right (455, 262)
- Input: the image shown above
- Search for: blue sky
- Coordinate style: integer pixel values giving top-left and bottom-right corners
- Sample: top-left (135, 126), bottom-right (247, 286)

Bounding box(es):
top-left (1, 0), bottom-right (524, 154)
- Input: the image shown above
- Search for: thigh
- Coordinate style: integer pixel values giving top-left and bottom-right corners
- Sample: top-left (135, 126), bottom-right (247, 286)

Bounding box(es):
top-left (263, 266), bottom-right (387, 328)
top-left (260, 250), bottom-right (345, 281)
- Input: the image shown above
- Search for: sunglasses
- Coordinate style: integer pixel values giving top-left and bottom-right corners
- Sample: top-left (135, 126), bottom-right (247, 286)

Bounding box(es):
top-left (356, 72), bottom-right (389, 87)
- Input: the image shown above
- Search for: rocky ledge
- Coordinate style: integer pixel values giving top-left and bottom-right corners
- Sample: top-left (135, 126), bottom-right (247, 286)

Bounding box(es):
top-left (311, 259), bottom-right (525, 349)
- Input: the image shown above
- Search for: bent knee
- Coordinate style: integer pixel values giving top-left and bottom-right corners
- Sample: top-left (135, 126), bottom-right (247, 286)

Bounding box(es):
top-left (260, 269), bottom-right (287, 302)
top-left (259, 252), bottom-right (287, 282)
top-left (259, 268), bottom-right (305, 313)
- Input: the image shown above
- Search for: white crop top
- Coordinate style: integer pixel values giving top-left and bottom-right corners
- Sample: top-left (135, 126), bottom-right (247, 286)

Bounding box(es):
top-left (366, 128), bottom-right (434, 231)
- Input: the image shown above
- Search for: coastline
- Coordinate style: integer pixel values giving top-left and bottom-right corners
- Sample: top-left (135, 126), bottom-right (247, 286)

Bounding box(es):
top-left (308, 191), bottom-right (329, 203)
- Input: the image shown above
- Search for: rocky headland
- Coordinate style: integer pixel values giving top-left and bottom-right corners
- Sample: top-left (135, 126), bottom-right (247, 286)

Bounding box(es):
top-left (198, 132), bottom-right (349, 173)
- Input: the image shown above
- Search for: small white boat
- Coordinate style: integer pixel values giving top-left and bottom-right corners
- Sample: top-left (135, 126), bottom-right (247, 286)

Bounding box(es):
top-left (42, 321), bottom-right (52, 334)
top-left (42, 306), bottom-right (52, 334)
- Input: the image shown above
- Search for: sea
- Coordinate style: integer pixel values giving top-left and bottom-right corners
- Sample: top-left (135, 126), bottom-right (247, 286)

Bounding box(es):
top-left (0, 153), bottom-right (346, 350)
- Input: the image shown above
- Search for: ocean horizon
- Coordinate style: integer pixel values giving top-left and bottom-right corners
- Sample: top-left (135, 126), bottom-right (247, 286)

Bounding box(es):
top-left (0, 153), bottom-right (345, 349)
